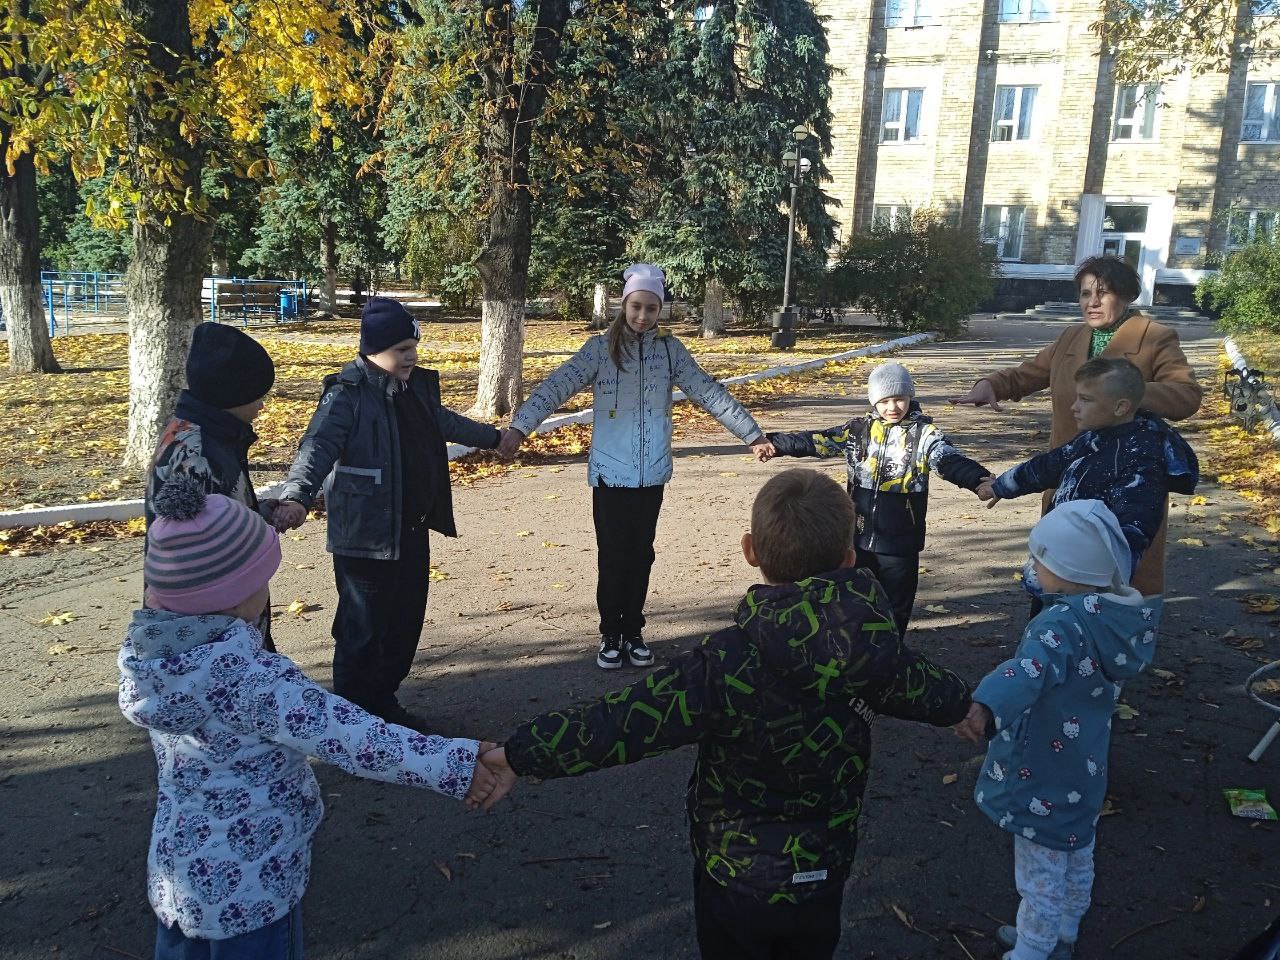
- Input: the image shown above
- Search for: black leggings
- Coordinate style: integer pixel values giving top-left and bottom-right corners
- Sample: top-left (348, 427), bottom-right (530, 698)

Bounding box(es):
top-left (855, 550), bottom-right (920, 638)
top-left (592, 483), bottom-right (665, 637)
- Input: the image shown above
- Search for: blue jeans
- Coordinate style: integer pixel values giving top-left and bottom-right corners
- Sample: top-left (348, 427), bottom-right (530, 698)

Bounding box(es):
top-left (154, 904), bottom-right (302, 960)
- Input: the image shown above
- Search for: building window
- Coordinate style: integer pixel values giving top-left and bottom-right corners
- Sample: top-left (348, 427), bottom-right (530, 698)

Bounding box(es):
top-left (873, 204), bottom-right (913, 227)
top-left (693, 4), bottom-right (715, 25)
top-left (886, 0), bottom-right (933, 27)
top-left (991, 86), bottom-right (1037, 141)
top-left (998, 0), bottom-right (1051, 22)
top-left (1227, 209), bottom-right (1278, 248)
top-left (1242, 82), bottom-right (1279, 142)
top-left (982, 205), bottom-right (1026, 260)
top-left (881, 89), bottom-right (924, 143)
top-left (1253, 0), bottom-right (1277, 16)
top-left (1112, 83), bottom-right (1159, 140)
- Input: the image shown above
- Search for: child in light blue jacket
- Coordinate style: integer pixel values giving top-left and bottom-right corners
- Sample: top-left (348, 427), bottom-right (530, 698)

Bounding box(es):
top-left (501, 264), bottom-right (771, 671)
top-left (955, 500), bottom-right (1161, 960)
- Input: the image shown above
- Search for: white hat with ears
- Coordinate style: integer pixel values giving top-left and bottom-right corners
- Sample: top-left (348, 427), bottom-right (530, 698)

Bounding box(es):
top-left (622, 263), bottom-right (666, 304)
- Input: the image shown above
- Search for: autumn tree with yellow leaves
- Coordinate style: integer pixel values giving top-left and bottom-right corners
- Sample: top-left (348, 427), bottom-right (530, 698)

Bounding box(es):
top-left (1, 0), bottom-right (383, 470)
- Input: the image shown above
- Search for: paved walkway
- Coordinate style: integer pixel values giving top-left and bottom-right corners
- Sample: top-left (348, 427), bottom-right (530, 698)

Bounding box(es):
top-left (1, 314), bottom-right (1273, 960)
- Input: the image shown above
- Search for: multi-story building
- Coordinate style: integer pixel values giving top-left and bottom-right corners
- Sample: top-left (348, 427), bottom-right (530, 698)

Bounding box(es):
top-left (817, 0), bottom-right (1280, 307)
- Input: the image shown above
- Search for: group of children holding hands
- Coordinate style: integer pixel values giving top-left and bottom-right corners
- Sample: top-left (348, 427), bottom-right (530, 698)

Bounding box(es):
top-left (126, 262), bottom-right (1198, 960)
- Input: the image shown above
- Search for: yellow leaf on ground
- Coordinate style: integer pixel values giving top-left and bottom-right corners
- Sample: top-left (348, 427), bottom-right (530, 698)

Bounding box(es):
top-left (1242, 593), bottom-right (1280, 615)
top-left (1191, 495), bottom-right (1208, 506)
top-left (542, 541), bottom-right (563, 548)
top-left (1176, 538), bottom-right (1205, 547)
top-left (429, 566), bottom-right (449, 581)
top-left (37, 610), bottom-right (76, 626)
top-left (1115, 703), bottom-right (1139, 720)
top-left (942, 773), bottom-right (959, 785)
top-left (923, 604), bottom-right (950, 614)
top-left (515, 530), bottom-right (532, 537)
top-left (286, 600), bottom-right (320, 616)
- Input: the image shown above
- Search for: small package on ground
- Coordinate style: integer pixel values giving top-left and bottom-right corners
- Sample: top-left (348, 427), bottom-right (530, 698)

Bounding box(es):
top-left (1224, 788), bottom-right (1279, 820)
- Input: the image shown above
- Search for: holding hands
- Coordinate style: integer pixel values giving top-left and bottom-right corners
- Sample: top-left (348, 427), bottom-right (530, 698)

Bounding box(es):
top-left (975, 476), bottom-right (1001, 510)
top-left (751, 438), bottom-right (777, 462)
top-left (496, 427), bottom-right (524, 460)
top-left (464, 743), bottom-right (518, 812)
top-left (270, 499), bottom-right (308, 532)
top-left (952, 701), bottom-right (993, 744)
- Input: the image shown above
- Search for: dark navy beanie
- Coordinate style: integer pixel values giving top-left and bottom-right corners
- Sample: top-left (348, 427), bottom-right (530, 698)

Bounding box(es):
top-left (360, 297), bottom-right (421, 356)
top-left (186, 323), bottom-right (275, 409)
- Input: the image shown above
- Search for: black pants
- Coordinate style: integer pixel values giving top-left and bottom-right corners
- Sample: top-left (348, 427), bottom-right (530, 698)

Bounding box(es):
top-left (592, 483), bottom-right (665, 637)
top-left (856, 550), bottom-right (920, 638)
top-left (330, 527), bottom-right (431, 715)
top-left (693, 868), bottom-right (844, 960)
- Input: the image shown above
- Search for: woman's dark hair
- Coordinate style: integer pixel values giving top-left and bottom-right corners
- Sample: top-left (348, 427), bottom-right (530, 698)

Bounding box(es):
top-left (1074, 255), bottom-right (1141, 303)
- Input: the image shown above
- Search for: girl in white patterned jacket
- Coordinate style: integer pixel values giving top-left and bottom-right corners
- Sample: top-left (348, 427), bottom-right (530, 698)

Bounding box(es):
top-left (499, 264), bottom-right (773, 671)
top-left (118, 477), bottom-right (499, 957)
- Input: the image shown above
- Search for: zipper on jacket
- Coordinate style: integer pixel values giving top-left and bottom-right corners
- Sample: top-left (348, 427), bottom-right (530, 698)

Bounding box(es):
top-left (867, 421), bottom-right (884, 551)
top-left (638, 335), bottom-right (645, 487)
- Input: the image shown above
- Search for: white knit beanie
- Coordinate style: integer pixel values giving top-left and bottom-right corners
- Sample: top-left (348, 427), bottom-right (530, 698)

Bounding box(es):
top-left (622, 263), bottom-right (666, 304)
top-left (1029, 500), bottom-right (1132, 592)
top-left (867, 362), bottom-right (916, 406)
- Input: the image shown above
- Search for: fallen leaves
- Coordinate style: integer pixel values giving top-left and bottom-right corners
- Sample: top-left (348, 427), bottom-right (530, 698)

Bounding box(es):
top-left (942, 773), bottom-right (959, 785)
top-left (1115, 703), bottom-right (1140, 720)
top-left (1175, 537), bottom-right (1205, 547)
top-left (923, 604), bottom-right (950, 614)
top-left (285, 600), bottom-right (321, 616)
top-left (37, 610), bottom-right (77, 626)
top-left (1240, 594), bottom-right (1280, 615)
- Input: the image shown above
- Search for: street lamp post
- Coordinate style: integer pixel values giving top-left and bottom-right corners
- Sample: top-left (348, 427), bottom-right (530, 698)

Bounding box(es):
top-left (771, 124), bottom-right (813, 349)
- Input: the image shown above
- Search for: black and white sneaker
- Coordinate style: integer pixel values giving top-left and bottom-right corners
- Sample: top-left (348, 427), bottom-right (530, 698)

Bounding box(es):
top-left (623, 635), bottom-right (654, 668)
top-left (597, 635), bottom-right (623, 670)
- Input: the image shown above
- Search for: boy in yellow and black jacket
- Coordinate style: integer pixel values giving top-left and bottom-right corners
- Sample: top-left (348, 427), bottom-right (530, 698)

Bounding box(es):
top-left (765, 362), bottom-right (992, 636)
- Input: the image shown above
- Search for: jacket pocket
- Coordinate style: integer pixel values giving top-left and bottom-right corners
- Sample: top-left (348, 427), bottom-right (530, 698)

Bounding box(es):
top-left (332, 465), bottom-right (382, 493)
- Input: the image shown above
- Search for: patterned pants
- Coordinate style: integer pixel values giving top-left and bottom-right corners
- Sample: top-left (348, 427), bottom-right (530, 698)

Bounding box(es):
top-left (1009, 834), bottom-right (1096, 960)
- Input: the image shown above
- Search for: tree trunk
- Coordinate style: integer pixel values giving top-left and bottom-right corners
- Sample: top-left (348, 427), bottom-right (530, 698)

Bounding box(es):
top-left (0, 148), bottom-right (59, 373)
top-left (120, 0), bottom-right (211, 473)
top-left (589, 281), bottom-right (609, 330)
top-left (701, 278), bottom-right (726, 338)
top-left (319, 214), bottom-right (338, 312)
top-left (471, 189), bottom-right (529, 418)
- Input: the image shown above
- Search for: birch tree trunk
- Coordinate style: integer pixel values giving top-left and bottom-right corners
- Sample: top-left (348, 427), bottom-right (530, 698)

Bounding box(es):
top-left (471, 187), bottom-right (528, 417)
top-left (589, 281), bottom-right (609, 330)
top-left (0, 146), bottom-right (59, 373)
top-left (120, 0), bottom-right (211, 472)
top-left (701, 278), bottom-right (726, 338)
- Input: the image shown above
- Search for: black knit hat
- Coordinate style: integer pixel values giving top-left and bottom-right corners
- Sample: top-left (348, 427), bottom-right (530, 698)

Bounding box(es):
top-left (360, 297), bottom-right (421, 356)
top-left (185, 323), bottom-right (275, 410)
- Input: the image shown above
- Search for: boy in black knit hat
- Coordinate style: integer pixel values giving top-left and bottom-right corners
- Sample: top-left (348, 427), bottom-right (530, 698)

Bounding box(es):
top-left (275, 297), bottom-right (507, 730)
top-left (146, 321), bottom-right (281, 649)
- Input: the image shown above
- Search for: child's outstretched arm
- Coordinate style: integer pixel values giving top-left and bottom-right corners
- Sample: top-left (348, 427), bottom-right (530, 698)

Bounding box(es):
top-left (507, 338), bottom-right (605, 452)
top-left (666, 338), bottom-right (767, 452)
top-left (501, 644), bottom-right (723, 782)
top-left (278, 382), bottom-right (356, 516)
top-left (969, 612), bottom-right (1077, 737)
top-left (766, 419), bottom-right (864, 460)
top-left (988, 436), bottom-right (1081, 502)
top-left (859, 631), bottom-right (973, 728)
top-left (920, 424), bottom-right (995, 497)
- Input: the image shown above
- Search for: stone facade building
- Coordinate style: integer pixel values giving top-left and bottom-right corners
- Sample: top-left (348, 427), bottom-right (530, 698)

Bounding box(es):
top-left (815, 0), bottom-right (1280, 306)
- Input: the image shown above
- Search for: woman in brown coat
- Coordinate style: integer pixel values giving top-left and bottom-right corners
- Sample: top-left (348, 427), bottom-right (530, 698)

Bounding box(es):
top-left (950, 255), bottom-right (1202, 595)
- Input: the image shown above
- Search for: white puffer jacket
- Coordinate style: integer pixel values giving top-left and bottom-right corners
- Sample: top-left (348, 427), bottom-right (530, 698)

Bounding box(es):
top-left (511, 328), bottom-right (762, 487)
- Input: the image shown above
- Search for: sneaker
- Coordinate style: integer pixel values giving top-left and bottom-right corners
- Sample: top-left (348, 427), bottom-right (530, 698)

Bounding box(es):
top-left (996, 927), bottom-right (1074, 960)
top-left (597, 635), bottom-right (623, 670)
top-left (623, 635), bottom-right (654, 668)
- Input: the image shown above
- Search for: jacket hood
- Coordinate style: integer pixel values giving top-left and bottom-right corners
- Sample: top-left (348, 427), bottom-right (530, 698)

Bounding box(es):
top-left (118, 608), bottom-right (248, 735)
top-left (1043, 590), bottom-right (1162, 682)
top-left (1109, 412), bottom-right (1199, 495)
top-left (735, 567), bottom-right (886, 687)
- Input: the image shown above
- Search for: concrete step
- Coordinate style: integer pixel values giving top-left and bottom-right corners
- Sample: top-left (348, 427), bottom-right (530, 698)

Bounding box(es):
top-left (1016, 301), bottom-right (1208, 322)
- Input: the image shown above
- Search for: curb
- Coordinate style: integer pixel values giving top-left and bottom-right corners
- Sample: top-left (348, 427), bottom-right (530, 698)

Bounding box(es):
top-left (1222, 336), bottom-right (1280, 445)
top-left (0, 330), bottom-right (938, 530)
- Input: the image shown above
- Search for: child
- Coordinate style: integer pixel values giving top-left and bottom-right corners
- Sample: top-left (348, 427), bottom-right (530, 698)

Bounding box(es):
top-left (147, 322), bottom-right (281, 650)
top-left (272, 297), bottom-right (503, 731)
top-left (954, 499), bottom-right (1161, 960)
top-left (762, 361), bottom-right (993, 636)
top-left (120, 477), bottom-right (498, 957)
top-left (474, 468), bottom-right (972, 960)
top-left (976, 357), bottom-right (1199, 588)
top-left (498, 263), bottom-right (772, 670)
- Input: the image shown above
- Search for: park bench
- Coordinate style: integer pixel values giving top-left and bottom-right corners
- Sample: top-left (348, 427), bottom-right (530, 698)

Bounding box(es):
top-left (211, 279), bottom-right (304, 325)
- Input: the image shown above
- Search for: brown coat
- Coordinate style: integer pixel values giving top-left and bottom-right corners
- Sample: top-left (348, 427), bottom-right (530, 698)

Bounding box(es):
top-left (982, 313), bottom-right (1203, 594)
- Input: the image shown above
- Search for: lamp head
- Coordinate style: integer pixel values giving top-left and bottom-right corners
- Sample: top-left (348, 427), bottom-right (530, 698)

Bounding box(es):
top-left (792, 124), bottom-right (811, 142)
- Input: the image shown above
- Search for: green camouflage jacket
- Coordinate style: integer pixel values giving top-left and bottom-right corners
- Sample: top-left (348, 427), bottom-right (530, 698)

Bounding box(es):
top-left (504, 567), bottom-right (971, 904)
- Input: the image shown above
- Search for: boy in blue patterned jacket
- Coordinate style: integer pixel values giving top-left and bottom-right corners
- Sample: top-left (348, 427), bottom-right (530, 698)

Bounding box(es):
top-left (977, 357), bottom-right (1199, 591)
top-left (763, 361), bottom-right (994, 636)
top-left (119, 477), bottom-right (500, 958)
top-left (955, 499), bottom-right (1161, 960)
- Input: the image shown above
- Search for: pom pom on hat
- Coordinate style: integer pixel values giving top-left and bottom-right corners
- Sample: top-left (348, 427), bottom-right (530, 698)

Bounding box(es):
top-left (146, 480), bottom-right (281, 615)
top-left (622, 263), bottom-right (666, 305)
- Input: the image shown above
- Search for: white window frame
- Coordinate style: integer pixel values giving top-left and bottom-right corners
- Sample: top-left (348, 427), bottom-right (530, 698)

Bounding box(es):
top-left (1112, 83), bottom-right (1160, 141)
top-left (881, 88), bottom-right (925, 143)
top-left (981, 205), bottom-right (1026, 261)
top-left (991, 85), bottom-right (1038, 141)
top-left (873, 204), bottom-right (913, 227)
top-left (1227, 209), bottom-right (1279, 248)
top-left (1242, 82), bottom-right (1280, 142)
top-left (998, 0), bottom-right (1052, 23)
top-left (886, 0), bottom-right (933, 27)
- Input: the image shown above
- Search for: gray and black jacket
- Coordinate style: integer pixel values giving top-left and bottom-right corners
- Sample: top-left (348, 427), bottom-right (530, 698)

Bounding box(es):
top-left (279, 357), bottom-right (500, 559)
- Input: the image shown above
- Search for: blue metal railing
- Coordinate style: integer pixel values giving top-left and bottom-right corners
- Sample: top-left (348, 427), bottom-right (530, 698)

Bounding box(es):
top-left (0, 272), bottom-right (310, 335)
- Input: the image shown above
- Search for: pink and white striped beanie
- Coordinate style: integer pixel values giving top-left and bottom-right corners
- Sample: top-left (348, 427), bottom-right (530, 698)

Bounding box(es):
top-left (146, 477), bottom-right (281, 614)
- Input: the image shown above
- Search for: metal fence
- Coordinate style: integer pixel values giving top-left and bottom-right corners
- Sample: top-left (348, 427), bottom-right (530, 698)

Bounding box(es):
top-left (0, 272), bottom-right (310, 334)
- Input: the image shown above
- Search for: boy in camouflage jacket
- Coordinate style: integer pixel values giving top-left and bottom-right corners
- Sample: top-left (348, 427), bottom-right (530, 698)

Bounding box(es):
top-left (476, 469), bottom-right (971, 960)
